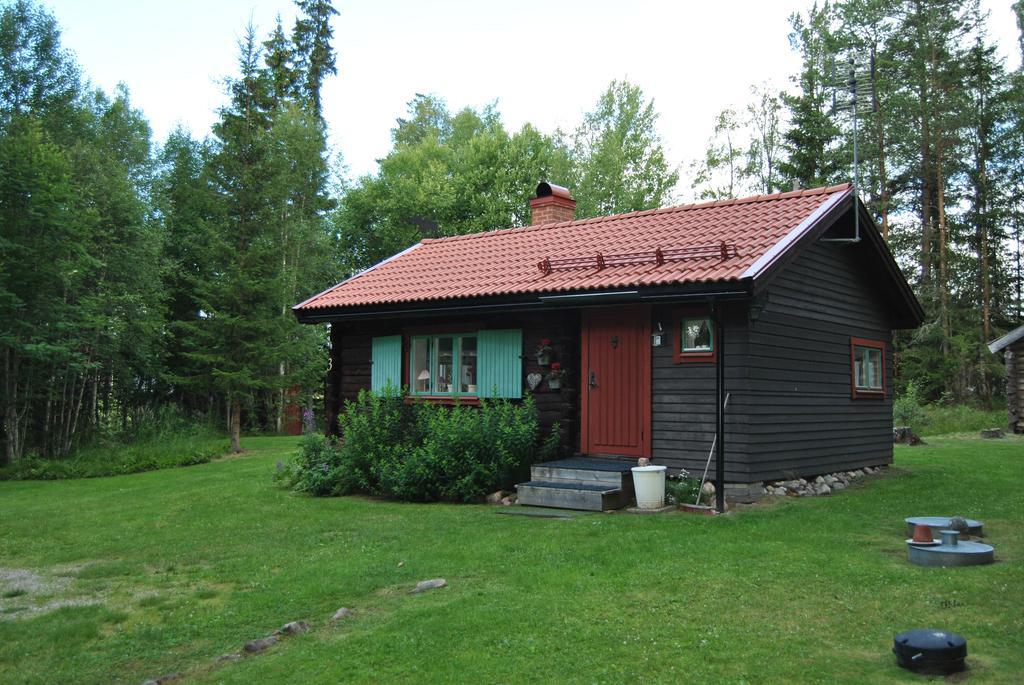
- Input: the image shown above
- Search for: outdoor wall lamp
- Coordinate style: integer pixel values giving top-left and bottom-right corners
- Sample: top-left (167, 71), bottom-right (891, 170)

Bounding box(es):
top-left (651, 321), bottom-right (666, 347)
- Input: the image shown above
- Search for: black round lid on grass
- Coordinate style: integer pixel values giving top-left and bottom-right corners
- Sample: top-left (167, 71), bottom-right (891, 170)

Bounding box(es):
top-left (893, 629), bottom-right (967, 674)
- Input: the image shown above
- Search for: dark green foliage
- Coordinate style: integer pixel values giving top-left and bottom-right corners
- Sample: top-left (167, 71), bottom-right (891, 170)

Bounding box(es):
top-left (281, 389), bottom-right (551, 502)
top-left (0, 0), bottom-right (79, 123)
top-left (777, 2), bottom-right (847, 189)
top-left (291, 0), bottom-right (338, 118)
top-left (0, 406), bottom-right (222, 480)
top-left (665, 471), bottom-right (710, 506)
top-left (1, 2), bottom-right (164, 462)
top-left (335, 94), bottom-right (573, 275)
top-left (334, 81), bottom-right (679, 278)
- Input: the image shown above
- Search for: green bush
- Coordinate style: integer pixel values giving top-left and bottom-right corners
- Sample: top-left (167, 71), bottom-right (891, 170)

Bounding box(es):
top-left (281, 387), bottom-right (553, 502)
top-left (893, 381), bottom-right (928, 432)
top-left (0, 410), bottom-right (224, 481)
top-left (665, 470), bottom-right (709, 506)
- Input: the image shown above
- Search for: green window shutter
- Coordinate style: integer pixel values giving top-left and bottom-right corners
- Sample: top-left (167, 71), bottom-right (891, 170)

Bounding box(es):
top-left (478, 329), bottom-right (522, 398)
top-left (370, 335), bottom-right (402, 393)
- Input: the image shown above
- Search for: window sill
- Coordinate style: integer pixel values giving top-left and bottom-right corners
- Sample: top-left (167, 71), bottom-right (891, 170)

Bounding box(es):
top-left (674, 351), bottom-right (717, 364)
top-left (852, 388), bottom-right (885, 400)
top-left (405, 395), bottom-right (481, 406)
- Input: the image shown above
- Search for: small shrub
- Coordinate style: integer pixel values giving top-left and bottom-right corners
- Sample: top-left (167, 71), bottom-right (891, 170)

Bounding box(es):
top-left (665, 470), bottom-right (709, 506)
top-left (277, 432), bottom-right (345, 495)
top-left (893, 381), bottom-right (928, 432)
top-left (281, 388), bottom-right (548, 503)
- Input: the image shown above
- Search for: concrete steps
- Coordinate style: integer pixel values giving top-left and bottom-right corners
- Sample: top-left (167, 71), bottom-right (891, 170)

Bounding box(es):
top-left (516, 458), bottom-right (635, 511)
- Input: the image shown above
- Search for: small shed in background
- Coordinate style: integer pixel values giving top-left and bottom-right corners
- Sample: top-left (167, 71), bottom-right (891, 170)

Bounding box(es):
top-left (989, 324), bottom-right (1024, 434)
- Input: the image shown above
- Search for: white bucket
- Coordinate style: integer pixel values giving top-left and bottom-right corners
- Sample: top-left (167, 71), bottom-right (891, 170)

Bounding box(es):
top-left (631, 465), bottom-right (667, 509)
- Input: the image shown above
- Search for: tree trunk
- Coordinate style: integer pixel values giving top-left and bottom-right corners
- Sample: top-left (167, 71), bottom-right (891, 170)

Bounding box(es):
top-left (977, 146), bottom-right (992, 403)
top-left (276, 361), bottom-right (285, 434)
top-left (230, 399), bottom-right (242, 453)
top-left (2, 347), bottom-right (22, 464)
top-left (919, 112), bottom-right (933, 284)
top-left (936, 150), bottom-right (951, 359)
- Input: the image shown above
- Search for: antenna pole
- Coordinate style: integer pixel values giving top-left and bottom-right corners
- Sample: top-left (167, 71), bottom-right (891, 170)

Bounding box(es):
top-left (822, 53), bottom-right (866, 244)
top-left (853, 94), bottom-right (860, 242)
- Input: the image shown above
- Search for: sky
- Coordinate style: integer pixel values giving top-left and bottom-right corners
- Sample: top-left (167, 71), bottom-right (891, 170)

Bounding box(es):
top-left (45, 0), bottom-right (1023, 199)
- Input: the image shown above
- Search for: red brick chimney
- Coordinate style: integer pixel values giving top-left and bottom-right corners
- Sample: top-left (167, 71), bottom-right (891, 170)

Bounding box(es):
top-left (530, 181), bottom-right (576, 225)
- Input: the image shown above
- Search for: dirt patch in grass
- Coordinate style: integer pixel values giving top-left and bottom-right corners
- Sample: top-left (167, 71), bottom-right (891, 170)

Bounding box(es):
top-left (0, 567), bottom-right (71, 596)
top-left (0, 566), bottom-right (105, 621)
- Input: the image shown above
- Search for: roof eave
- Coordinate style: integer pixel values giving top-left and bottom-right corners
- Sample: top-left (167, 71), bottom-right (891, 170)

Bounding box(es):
top-left (292, 281), bottom-right (755, 324)
top-left (988, 324), bottom-right (1024, 353)
top-left (746, 190), bottom-right (924, 330)
top-left (292, 242), bottom-right (424, 313)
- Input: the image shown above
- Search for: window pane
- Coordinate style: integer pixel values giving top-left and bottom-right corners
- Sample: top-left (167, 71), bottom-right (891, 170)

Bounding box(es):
top-left (854, 345), bottom-right (882, 390)
top-left (434, 337), bottom-right (454, 393)
top-left (459, 336), bottom-right (478, 394)
top-left (867, 349), bottom-right (881, 389)
top-left (411, 338), bottom-right (430, 393)
top-left (682, 317), bottom-right (713, 352)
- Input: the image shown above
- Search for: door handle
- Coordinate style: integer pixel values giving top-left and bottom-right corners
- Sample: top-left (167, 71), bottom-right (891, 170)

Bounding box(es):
top-left (589, 370), bottom-right (598, 389)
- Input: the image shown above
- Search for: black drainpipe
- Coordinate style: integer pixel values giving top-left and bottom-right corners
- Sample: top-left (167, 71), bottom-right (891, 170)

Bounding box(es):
top-left (714, 302), bottom-right (726, 514)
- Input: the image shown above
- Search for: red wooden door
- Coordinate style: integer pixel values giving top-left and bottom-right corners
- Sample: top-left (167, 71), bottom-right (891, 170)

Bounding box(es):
top-left (581, 306), bottom-right (651, 457)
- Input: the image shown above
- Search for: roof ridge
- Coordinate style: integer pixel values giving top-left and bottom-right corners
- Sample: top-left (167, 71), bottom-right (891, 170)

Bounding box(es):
top-left (419, 183), bottom-right (853, 245)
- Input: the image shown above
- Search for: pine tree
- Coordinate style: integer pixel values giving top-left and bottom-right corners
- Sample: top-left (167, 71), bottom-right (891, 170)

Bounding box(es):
top-left (291, 0), bottom-right (338, 120)
top-left (264, 16), bottom-right (299, 106)
top-left (192, 26), bottom-right (284, 451)
top-left (778, 3), bottom-right (846, 190)
top-left (154, 127), bottom-right (218, 413)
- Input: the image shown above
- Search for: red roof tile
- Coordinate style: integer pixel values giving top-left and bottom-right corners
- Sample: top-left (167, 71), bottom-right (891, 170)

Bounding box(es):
top-left (296, 184), bottom-right (853, 311)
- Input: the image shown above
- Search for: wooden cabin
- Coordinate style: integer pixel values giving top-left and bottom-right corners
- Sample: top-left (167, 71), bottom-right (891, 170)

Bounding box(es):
top-left (294, 182), bottom-right (923, 503)
top-left (988, 325), bottom-right (1024, 434)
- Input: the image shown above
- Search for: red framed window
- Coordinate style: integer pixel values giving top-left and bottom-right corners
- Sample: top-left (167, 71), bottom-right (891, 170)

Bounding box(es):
top-left (673, 308), bottom-right (717, 364)
top-left (850, 337), bottom-right (885, 399)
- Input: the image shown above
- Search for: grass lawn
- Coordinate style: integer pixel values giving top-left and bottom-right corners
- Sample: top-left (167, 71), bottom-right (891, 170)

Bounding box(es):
top-left (1, 434), bottom-right (1022, 684)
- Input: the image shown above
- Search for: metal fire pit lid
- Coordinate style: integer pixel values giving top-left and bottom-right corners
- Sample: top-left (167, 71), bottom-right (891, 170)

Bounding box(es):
top-left (905, 516), bottom-right (983, 536)
top-left (893, 629), bottom-right (967, 674)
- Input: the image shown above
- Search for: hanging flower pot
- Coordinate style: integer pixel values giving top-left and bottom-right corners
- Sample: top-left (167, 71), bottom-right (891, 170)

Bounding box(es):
top-left (547, 362), bottom-right (565, 390)
top-left (535, 338), bottom-right (553, 367)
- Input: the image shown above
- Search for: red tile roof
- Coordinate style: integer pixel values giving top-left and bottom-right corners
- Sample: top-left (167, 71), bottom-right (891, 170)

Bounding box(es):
top-left (296, 184), bottom-right (853, 312)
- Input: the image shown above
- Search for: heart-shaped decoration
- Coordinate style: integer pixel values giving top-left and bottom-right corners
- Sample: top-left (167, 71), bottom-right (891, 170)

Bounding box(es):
top-left (527, 372), bottom-right (543, 390)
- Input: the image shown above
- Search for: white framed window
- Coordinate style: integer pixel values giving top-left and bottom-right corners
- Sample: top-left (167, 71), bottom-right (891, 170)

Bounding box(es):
top-left (409, 333), bottom-right (478, 396)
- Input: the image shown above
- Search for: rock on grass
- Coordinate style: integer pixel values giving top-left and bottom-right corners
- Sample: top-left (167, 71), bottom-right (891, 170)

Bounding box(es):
top-left (279, 620), bottom-right (309, 635)
top-left (243, 635), bottom-right (278, 653)
top-left (410, 578), bottom-right (446, 594)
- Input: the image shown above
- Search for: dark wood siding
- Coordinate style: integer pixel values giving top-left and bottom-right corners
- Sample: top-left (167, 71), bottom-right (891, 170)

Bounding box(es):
top-left (744, 239), bottom-right (894, 481)
top-left (650, 303), bottom-right (752, 481)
